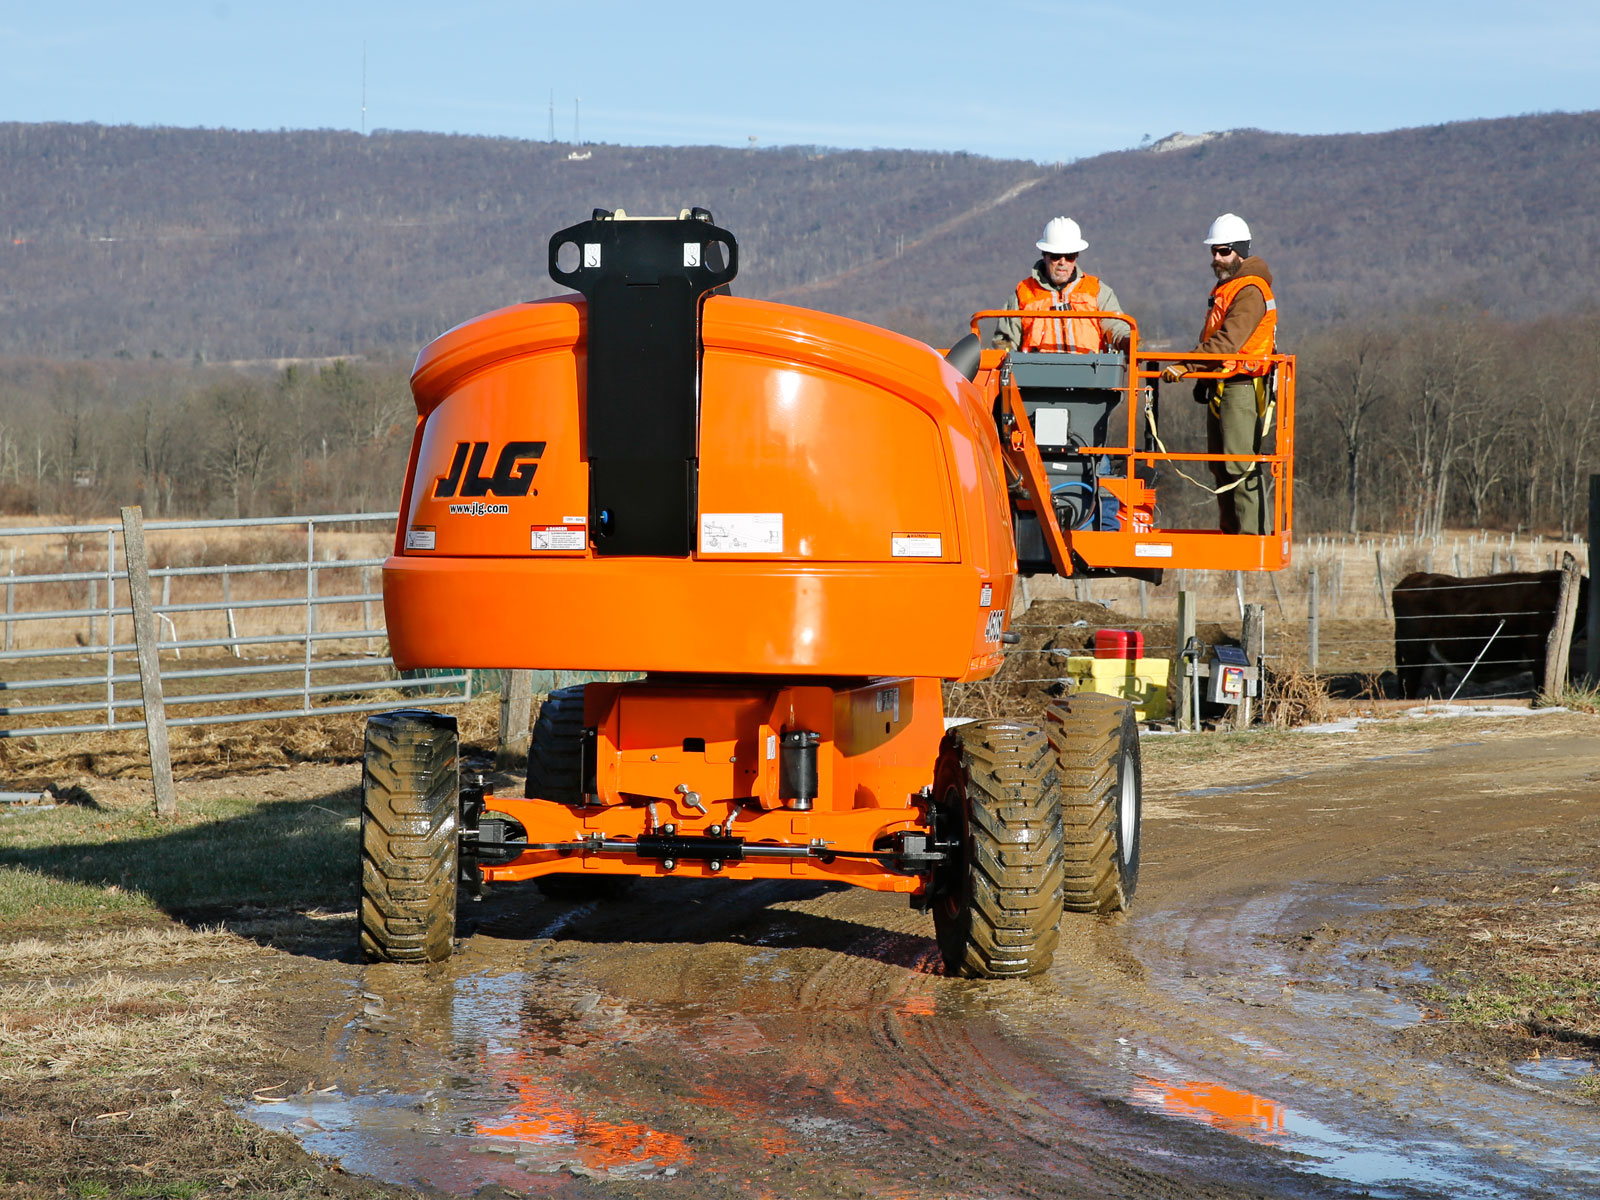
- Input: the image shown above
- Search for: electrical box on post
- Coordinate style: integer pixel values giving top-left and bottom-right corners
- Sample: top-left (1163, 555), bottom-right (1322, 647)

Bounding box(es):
top-left (1206, 644), bottom-right (1254, 705)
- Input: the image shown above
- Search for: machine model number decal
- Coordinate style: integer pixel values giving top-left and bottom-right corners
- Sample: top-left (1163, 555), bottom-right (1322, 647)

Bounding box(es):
top-left (979, 583), bottom-right (993, 607)
top-left (875, 687), bottom-right (901, 722)
top-left (891, 533), bottom-right (942, 557)
top-left (984, 611), bottom-right (1005, 642)
top-left (433, 441), bottom-right (546, 499)
top-left (404, 526), bottom-right (436, 550)
top-left (700, 513), bottom-right (783, 554)
top-left (1133, 543), bottom-right (1174, 559)
top-left (531, 525), bottom-right (586, 551)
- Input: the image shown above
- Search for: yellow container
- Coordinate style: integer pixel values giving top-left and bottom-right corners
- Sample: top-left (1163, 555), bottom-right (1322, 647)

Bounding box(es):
top-left (1063, 655), bottom-right (1170, 721)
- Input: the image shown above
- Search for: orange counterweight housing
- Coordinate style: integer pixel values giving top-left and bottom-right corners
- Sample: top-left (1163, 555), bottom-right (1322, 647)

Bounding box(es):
top-left (478, 675), bottom-right (945, 893)
top-left (384, 294), bottom-right (1018, 682)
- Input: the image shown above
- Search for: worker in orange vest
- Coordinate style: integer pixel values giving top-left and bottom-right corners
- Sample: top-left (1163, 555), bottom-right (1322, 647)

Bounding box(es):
top-left (1160, 213), bottom-right (1278, 536)
top-left (993, 217), bottom-right (1130, 354)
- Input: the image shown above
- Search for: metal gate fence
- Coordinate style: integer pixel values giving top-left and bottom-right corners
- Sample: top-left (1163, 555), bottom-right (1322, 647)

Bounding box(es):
top-left (0, 511), bottom-right (469, 739)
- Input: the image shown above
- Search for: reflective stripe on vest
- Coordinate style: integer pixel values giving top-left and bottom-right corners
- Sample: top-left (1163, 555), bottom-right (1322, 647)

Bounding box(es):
top-left (1201, 274), bottom-right (1277, 376)
top-left (1015, 273), bottom-right (1103, 353)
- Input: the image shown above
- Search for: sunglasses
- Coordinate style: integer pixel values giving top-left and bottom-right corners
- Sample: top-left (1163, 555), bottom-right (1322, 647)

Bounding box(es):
top-left (1210, 245), bottom-right (1239, 258)
top-left (1043, 251), bottom-right (1079, 261)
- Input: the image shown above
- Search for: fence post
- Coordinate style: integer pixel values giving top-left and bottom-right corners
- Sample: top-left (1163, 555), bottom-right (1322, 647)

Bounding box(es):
top-left (1175, 589), bottom-right (1196, 732)
top-left (497, 670), bottom-right (535, 769)
top-left (1373, 548), bottom-right (1389, 618)
top-left (1241, 603), bottom-right (1264, 729)
top-left (1590, 474), bottom-right (1600, 684)
top-left (222, 566), bottom-right (241, 658)
top-left (120, 506), bottom-right (177, 818)
top-left (1543, 552), bottom-right (1582, 699)
top-left (88, 576), bottom-right (98, 646)
top-left (1307, 566), bottom-right (1320, 674)
top-left (105, 527), bottom-right (116, 728)
top-left (1138, 579), bottom-right (1148, 620)
top-left (4, 563), bottom-right (12, 653)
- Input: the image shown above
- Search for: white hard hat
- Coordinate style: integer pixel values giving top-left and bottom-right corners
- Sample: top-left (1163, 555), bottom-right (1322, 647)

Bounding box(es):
top-left (1203, 213), bottom-right (1252, 245)
top-left (1036, 217), bottom-right (1088, 255)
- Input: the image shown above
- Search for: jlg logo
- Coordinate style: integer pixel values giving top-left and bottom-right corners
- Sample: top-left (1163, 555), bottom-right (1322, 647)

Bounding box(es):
top-left (433, 441), bottom-right (546, 499)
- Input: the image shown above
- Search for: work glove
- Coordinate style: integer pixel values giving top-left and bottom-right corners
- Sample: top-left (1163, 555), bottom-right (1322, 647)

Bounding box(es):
top-left (1160, 365), bottom-right (1186, 383)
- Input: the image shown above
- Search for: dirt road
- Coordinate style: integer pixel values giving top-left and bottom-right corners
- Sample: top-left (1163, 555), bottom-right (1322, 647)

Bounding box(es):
top-left (230, 711), bottom-right (1600, 1199)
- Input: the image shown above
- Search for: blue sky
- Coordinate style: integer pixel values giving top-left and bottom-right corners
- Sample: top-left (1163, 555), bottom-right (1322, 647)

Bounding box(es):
top-left (6, 1), bottom-right (1596, 161)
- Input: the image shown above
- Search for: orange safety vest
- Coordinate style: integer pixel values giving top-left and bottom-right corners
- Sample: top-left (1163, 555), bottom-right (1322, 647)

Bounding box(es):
top-left (1015, 273), bottom-right (1104, 353)
top-left (1201, 274), bottom-right (1277, 376)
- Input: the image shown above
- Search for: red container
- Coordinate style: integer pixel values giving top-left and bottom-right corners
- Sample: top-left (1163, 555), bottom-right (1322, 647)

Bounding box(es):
top-left (1093, 628), bottom-right (1144, 660)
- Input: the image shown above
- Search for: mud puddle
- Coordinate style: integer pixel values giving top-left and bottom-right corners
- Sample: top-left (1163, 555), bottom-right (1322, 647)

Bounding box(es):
top-left (245, 728), bottom-right (1600, 1198)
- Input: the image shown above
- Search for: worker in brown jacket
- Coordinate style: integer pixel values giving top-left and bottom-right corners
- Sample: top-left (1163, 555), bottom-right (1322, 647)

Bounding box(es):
top-left (1161, 213), bottom-right (1278, 536)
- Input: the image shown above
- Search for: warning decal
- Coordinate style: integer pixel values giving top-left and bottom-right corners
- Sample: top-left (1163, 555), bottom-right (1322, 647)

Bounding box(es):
top-left (892, 533), bottom-right (942, 558)
top-left (1134, 543), bottom-right (1174, 559)
top-left (530, 526), bottom-right (586, 551)
top-left (404, 526), bottom-right (436, 550)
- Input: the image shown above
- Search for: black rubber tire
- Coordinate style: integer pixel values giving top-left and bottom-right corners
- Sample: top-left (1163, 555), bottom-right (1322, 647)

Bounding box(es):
top-left (360, 709), bottom-right (459, 963)
top-left (931, 721), bottom-right (1065, 979)
top-left (1046, 693), bottom-right (1141, 914)
top-left (525, 685), bottom-right (586, 803)
top-left (523, 686), bottom-right (631, 900)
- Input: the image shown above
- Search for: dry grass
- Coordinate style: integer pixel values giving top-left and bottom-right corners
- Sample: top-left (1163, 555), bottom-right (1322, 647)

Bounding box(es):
top-left (1408, 867), bottom-right (1600, 1048)
top-left (0, 969), bottom-right (263, 1084)
top-left (1257, 666), bottom-right (1333, 727)
top-left (0, 924), bottom-right (260, 974)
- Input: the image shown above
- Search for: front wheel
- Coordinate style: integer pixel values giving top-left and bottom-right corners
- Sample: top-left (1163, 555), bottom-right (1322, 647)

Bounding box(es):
top-left (360, 709), bottom-right (460, 963)
top-left (1046, 693), bottom-right (1141, 913)
top-left (931, 721), bottom-right (1065, 979)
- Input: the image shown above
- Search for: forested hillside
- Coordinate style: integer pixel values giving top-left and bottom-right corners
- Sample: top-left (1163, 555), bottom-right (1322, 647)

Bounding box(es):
top-left (2, 112), bottom-right (1598, 359)
top-left (1, 113), bottom-right (1598, 536)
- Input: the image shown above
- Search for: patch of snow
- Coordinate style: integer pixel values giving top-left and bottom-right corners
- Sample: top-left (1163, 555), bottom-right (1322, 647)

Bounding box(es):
top-left (1146, 131), bottom-right (1228, 153)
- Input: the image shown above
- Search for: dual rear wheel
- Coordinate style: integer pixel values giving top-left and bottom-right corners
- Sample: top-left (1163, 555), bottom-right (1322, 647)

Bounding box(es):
top-left (932, 693), bottom-right (1141, 979)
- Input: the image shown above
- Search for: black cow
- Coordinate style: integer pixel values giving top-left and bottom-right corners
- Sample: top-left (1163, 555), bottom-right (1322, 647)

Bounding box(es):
top-left (1392, 569), bottom-right (1589, 700)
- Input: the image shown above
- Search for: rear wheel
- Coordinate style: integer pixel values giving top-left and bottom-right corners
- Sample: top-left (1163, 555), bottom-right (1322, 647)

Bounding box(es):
top-left (360, 710), bottom-right (459, 963)
top-left (1046, 693), bottom-right (1141, 913)
top-left (931, 721), bottom-right (1065, 978)
top-left (523, 686), bottom-right (631, 900)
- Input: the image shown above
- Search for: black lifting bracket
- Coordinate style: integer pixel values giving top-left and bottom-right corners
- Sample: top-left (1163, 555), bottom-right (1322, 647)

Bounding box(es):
top-left (548, 208), bottom-right (739, 558)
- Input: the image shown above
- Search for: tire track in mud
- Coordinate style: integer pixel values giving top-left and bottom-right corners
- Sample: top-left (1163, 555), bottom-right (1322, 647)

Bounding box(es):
top-left (278, 726), bottom-right (1600, 1198)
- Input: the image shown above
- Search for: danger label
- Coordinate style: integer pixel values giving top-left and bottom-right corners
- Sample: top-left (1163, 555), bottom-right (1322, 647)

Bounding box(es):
top-left (530, 526), bottom-right (586, 551)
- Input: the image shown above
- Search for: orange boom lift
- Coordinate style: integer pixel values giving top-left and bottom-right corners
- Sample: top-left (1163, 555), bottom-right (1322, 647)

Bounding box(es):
top-left (362, 210), bottom-right (1295, 978)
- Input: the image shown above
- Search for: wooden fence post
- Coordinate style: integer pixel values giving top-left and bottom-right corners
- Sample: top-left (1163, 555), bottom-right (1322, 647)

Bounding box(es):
top-left (1241, 603), bottom-right (1264, 729)
top-left (1544, 552), bottom-right (1583, 698)
top-left (1589, 474), bottom-right (1600, 685)
top-left (1176, 590), bottom-right (1197, 732)
top-left (497, 670), bottom-right (534, 769)
top-left (120, 506), bottom-right (177, 818)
